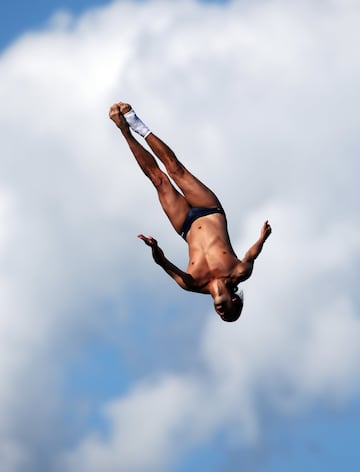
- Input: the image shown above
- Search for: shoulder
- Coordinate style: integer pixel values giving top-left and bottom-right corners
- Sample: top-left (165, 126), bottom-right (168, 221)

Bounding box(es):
top-left (180, 273), bottom-right (210, 293)
top-left (183, 278), bottom-right (210, 294)
top-left (175, 272), bottom-right (201, 292)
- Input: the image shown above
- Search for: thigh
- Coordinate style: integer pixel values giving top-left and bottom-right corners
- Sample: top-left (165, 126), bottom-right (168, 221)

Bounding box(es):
top-left (172, 167), bottom-right (222, 209)
top-left (156, 174), bottom-right (190, 234)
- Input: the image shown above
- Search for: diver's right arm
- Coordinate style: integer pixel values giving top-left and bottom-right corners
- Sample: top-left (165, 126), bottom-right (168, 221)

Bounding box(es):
top-left (137, 234), bottom-right (195, 290)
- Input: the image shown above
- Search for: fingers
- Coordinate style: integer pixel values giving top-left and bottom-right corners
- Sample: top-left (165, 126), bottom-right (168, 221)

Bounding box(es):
top-left (261, 220), bottom-right (272, 239)
top-left (137, 234), bottom-right (157, 246)
top-left (265, 221), bottom-right (272, 236)
top-left (138, 234), bottom-right (152, 240)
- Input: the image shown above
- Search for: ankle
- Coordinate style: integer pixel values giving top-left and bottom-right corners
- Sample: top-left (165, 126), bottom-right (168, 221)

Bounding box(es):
top-left (124, 109), bottom-right (151, 138)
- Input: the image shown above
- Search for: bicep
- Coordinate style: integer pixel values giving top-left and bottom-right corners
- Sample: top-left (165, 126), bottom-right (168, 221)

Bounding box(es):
top-left (242, 250), bottom-right (254, 264)
top-left (160, 261), bottom-right (194, 291)
top-left (242, 240), bottom-right (263, 263)
top-left (238, 258), bottom-right (254, 280)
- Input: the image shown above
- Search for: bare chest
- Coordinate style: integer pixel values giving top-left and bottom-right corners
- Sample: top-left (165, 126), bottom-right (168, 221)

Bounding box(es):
top-left (186, 247), bottom-right (239, 287)
top-left (184, 213), bottom-right (241, 288)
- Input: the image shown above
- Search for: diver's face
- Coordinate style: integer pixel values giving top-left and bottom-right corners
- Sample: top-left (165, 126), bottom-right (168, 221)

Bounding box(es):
top-left (214, 293), bottom-right (241, 318)
top-left (214, 301), bottom-right (226, 317)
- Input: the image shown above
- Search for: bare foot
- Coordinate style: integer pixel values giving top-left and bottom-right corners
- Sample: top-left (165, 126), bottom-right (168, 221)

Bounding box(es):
top-left (109, 103), bottom-right (131, 135)
top-left (118, 102), bottom-right (132, 114)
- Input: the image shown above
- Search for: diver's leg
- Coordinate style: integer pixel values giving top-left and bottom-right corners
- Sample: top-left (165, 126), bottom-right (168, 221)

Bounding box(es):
top-left (146, 133), bottom-right (222, 209)
top-left (118, 102), bottom-right (222, 208)
top-left (109, 104), bottom-right (189, 233)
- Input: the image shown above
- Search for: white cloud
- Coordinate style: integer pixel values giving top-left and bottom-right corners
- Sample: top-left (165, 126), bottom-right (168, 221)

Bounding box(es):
top-left (60, 375), bottom-right (200, 472)
top-left (0, 0), bottom-right (359, 470)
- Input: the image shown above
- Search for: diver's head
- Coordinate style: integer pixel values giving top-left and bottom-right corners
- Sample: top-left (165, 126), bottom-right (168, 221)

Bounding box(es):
top-left (213, 290), bottom-right (244, 322)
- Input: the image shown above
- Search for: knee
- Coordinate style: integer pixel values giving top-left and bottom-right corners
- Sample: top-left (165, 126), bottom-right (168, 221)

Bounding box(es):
top-left (167, 161), bottom-right (185, 180)
top-left (150, 169), bottom-right (168, 189)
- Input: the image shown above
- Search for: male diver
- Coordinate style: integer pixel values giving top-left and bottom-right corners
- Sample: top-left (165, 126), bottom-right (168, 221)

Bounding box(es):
top-left (109, 102), bottom-right (271, 322)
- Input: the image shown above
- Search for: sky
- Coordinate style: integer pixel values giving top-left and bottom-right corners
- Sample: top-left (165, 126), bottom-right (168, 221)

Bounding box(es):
top-left (0, 0), bottom-right (359, 471)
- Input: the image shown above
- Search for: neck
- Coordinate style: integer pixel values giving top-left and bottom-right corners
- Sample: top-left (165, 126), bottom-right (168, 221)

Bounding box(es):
top-left (209, 279), bottom-right (228, 303)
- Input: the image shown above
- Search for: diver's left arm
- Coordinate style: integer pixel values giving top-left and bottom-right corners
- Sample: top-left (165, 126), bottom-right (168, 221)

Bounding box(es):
top-left (242, 220), bottom-right (272, 263)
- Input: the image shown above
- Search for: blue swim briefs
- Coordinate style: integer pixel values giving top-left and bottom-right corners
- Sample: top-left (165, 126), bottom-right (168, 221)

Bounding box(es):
top-left (180, 207), bottom-right (225, 240)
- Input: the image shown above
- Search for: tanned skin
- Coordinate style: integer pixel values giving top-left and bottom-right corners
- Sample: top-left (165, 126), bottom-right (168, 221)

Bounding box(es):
top-left (109, 102), bottom-right (272, 321)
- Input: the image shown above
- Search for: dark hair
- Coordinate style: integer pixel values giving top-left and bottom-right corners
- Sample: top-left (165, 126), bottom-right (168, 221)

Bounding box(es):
top-left (220, 293), bottom-right (244, 323)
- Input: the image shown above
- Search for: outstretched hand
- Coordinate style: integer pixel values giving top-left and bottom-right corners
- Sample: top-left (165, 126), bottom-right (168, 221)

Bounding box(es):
top-left (137, 234), bottom-right (158, 247)
top-left (260, 220), bottom-right (272, 241)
